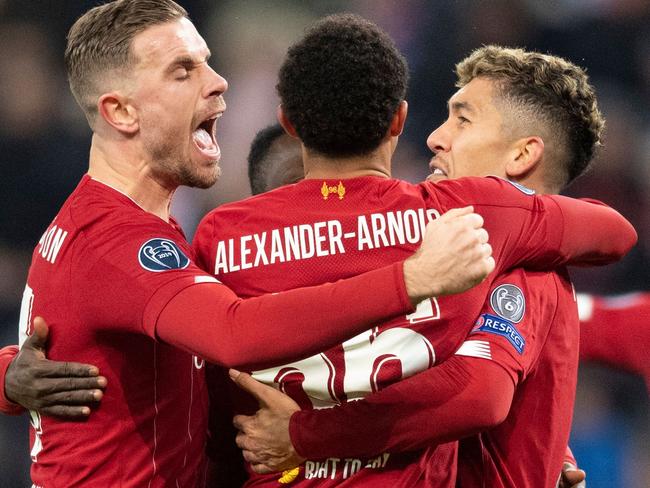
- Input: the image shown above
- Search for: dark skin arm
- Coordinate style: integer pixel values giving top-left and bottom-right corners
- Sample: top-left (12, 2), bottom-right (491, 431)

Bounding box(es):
top-left (4, 317), bottom-right (106, 417)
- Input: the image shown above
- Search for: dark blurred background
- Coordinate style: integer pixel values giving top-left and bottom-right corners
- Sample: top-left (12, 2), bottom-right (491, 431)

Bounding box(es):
top-left (0, 1), bottom-right (648, 486)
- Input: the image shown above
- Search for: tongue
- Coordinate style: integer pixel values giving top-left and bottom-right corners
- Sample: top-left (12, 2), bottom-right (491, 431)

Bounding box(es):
top-left (193, 128), bottom-right (215, 150)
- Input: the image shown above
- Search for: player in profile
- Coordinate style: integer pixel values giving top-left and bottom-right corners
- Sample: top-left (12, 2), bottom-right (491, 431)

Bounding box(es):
top-left (0, 1), bottom-right (505, 486)
top-left (193, 19), bottom-right (634, 488)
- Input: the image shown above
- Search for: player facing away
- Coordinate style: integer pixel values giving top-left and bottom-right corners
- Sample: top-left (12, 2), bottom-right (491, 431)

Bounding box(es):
top-left (3, 1), bottom-right (503, 486)
top-left (191, 16), bottom-right (635, 488)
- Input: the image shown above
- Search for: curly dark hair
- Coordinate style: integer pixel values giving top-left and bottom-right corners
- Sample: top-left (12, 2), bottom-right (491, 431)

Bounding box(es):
top-left (456, 45), bottom-right (604, 187)
top-left (277, 14), bottom-right (408, 158)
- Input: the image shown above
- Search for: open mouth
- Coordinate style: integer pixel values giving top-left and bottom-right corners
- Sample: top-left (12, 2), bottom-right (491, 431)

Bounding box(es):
top-left (192, 112), bottom-right (222, 160)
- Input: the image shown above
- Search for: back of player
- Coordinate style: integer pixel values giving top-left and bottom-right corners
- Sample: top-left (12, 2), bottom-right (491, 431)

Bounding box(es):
top-left (456, 268), bottom-right (579, 487)
top-left (194, 175), bottom-right (597, 487)
top-left (19, 176), bottom-right (209, 487)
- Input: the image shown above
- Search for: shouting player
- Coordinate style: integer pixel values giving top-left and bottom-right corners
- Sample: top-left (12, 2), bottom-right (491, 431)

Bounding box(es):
top-left (224, 23), bottom-right (635, 488)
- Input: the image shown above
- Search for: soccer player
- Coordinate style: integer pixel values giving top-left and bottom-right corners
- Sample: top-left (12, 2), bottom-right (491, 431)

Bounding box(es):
top-left (0, 11), bottom-right (634, 488)
top-left (0, 1), bottom-right (502, 486)
top-left (247, 124), bottom-right (304, 196)
top-left (192, 18), bottom-right (634, 488)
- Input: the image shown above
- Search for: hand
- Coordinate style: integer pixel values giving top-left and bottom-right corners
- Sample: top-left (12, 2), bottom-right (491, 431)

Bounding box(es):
top-left (230, 369), bottom-right (304, 474)
top-left (5, 317), bottom-right (106, 417)
top-left (559, 462), bottom-right (586, 488)
top-left (404, 206), bottom-right (494, 303)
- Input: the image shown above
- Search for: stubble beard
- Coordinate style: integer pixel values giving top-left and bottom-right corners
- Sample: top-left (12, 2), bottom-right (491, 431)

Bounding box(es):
top-left (147, 135), bottom-right (221, 189)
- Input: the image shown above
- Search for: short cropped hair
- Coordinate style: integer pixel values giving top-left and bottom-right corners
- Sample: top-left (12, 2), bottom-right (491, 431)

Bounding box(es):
top-left (65, 0), bottom-right (187, 126)
top-left (248, 124), bottom-right (287, 195)
top-left (456, 45), bottom-right (604, 186)
top-left (277, 14), bottom-right (408, 158)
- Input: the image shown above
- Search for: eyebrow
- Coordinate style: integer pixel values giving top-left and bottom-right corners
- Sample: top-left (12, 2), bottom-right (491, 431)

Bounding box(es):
top-left (448, 100), bottom-right (476, 114)
top-left (167, 51), bottom-right (212, 72)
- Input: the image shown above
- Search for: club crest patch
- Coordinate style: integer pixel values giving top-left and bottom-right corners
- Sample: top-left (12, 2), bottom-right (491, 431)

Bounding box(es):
top-left (474, 314), bottom-right (525, 354)
top-left (490, 284), bottom-right (526, 323)
top-left (138, 238), bottom-right (190, 272)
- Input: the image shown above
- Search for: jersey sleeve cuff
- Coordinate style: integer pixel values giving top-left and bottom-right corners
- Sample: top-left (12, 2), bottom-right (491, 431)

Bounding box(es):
top-left (389, 261), bottom-right (416, 314)
top-left (0, 346), bottom-right (25, 415)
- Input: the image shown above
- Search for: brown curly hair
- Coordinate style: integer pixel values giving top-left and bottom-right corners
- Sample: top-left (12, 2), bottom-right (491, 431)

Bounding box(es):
top-left (456, 45), bottom-right (604, 187)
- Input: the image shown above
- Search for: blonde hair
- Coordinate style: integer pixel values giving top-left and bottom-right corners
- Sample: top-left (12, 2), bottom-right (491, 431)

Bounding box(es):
top-left (456, 45), bottom-right (604, 187)
top-left (64, 0), bottom-right (187, 126)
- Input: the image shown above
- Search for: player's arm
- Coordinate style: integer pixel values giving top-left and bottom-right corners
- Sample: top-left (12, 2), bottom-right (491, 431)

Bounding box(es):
top-left (430, 177), bottom-right (637, 271)
top-left (231, 356), bottom-right (514, 472)
top-left (152, 207), bottom-right (495, 369)
top-left (578, 292), bottom-right (650, 389)
top-left (232, 272), bottom-right (543, 471)
top-left (0, 345), bottom-right (22, 415)
top-left (547, 195), bottom-right (637, 266)
top-left (2, 318), bottom-right (106, 417)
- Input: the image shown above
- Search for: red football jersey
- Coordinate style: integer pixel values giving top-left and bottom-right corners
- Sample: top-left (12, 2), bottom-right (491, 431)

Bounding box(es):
top-left (17, 174), bottom-right (417, 487)
top-left (193, 175), bottom-right (626, 487)
top-left (577, 292), bottom-right (650, 391)
top-left (456, 268), bottom-right (579, 488)
top-left (19, 176), bottom-right (211, 487)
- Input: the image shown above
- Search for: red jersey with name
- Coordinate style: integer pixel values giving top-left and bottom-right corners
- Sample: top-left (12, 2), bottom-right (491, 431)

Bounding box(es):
top-left (19, 175), bottom-right (212, 488)
top-left (456, 268), bottom-right (579, 488)
top-left (577, 292), bottom-right (650, 391)
top-left (193, 175), bottom-right (626, 487)
top-left (17, 174), bottom-right (422, 487)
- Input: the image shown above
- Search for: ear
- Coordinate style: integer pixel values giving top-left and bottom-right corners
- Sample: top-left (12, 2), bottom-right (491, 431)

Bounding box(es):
top-left (389, 100), bottom-right (408, 137)
top-left (277, 105), bottom-right (299, 138)
top-left (506, 136), bottom-right (544, 178)
top-left (98, 92), bottom-right (139, 135)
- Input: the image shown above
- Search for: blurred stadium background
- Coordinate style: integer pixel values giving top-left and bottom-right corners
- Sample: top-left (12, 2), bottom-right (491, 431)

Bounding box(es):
top-left (0, 1), bottom-right (648, 486)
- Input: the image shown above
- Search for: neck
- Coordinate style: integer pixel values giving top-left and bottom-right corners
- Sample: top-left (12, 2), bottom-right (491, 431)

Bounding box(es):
top-left (513, 173), bottom-right (558, 196)
top-left (87, 134), bottom-right (175, 221)
top-left (302, 141), bottom-right (393, 180)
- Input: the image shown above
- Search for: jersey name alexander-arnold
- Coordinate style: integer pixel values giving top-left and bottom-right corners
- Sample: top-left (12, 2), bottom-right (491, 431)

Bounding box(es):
top-left (213, 207), bottom-right (440, 274)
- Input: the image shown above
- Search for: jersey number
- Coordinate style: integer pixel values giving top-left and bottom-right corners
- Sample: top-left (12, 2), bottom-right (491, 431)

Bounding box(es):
top-left (252, 298), bottom-right (439, 409)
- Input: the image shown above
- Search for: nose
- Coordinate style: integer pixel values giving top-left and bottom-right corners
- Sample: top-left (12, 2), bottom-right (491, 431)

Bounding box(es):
top-left (426, 122), bottom-right (450, 154)
top-left (203, 65), bottom-right (228, 99)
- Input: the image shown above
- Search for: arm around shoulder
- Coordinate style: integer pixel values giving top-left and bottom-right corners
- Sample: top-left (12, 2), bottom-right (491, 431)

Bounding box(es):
top-left (549, 196), bottom-right (637, 265)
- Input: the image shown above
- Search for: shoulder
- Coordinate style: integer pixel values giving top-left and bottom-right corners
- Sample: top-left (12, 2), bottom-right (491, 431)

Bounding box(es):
top-left (420, 176), bottom-right (538, 209)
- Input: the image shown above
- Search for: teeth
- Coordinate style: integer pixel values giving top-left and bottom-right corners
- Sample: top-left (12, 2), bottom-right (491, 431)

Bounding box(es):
top-left (433, 168), bottom-right (445, 175)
